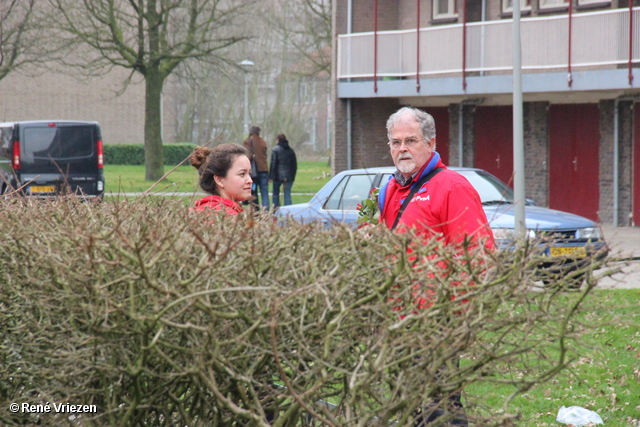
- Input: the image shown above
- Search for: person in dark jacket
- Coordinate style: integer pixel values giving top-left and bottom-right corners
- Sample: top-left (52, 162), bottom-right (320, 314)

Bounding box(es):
top-left (269, 133), bottom-right (298, 207)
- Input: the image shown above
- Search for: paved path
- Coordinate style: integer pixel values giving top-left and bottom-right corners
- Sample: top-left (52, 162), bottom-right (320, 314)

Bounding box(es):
top-left (595, 226), bottom-right (640, 289)
top-left (601, 225), bottom-right (640, 259)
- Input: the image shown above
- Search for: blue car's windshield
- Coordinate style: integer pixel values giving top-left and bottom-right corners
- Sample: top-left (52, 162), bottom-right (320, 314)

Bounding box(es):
top-left (458, 170), bottom-right (514, 204)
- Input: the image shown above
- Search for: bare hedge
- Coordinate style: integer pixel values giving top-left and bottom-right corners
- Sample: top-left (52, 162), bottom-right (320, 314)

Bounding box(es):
top-left (0, 198), bottom-right (609, 426)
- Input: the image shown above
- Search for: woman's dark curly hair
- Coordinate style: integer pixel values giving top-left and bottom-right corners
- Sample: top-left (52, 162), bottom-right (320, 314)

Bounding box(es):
top-left (190, 144), bottom-right (249, 196)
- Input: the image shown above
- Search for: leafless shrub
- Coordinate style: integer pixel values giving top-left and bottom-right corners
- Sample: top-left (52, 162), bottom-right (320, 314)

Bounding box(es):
top-left (0, 198), bottom-right (612, 426)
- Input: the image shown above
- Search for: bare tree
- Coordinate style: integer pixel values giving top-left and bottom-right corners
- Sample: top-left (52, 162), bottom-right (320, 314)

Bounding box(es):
top-left (173, 0), bottom-right (332, 154)
top-left (46, 0), bottom-right (255, 181)
top-left (265, 0), bottom-right (331, 77)
top-left (0, 0), bottom-right (36, 81)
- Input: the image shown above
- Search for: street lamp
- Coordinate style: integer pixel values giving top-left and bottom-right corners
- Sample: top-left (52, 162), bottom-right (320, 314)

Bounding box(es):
top-left (238, 59), bottom-right (254, 136)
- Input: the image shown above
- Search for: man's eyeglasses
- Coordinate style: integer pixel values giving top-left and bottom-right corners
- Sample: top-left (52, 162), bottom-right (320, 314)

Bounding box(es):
top-left (387, 137), bottom-right (425, 149)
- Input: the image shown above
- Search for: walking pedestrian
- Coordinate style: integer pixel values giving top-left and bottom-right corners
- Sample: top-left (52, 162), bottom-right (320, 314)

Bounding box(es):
top-left (269, 133), bottom-right (297, 208)
top-left (243, 125), bottom-right (270, 209)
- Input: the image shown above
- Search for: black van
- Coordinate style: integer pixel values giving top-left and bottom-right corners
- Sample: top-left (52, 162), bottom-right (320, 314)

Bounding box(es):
top-left (0, 120), bottom-right (104, 199)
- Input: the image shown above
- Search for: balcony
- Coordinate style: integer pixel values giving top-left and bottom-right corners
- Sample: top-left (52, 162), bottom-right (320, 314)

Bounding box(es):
top-left (337, 7), bottom-right (640, 99)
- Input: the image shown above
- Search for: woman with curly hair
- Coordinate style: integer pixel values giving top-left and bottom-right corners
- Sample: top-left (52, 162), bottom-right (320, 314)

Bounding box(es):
top-left (190, 144), bottom-right (253, 215)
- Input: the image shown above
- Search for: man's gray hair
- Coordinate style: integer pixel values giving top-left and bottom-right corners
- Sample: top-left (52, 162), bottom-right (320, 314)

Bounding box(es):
top-left (386, 107), bottom-right (436, 141)
top-left (249, 125), bottom-right (261, 135)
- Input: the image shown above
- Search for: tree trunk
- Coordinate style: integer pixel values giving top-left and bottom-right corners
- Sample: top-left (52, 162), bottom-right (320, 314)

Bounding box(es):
top-left (144, 67), bottom-right (165, 182)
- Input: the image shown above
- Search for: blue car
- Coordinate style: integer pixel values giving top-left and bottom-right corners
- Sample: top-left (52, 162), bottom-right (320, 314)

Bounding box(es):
top-left (277, 166), bottom-right (608, 282)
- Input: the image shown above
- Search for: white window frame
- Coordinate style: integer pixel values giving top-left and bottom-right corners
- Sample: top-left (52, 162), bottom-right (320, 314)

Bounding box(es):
top-left (539, 0), bottom-right (569, 9)
top-left (576, 0), bottom-right (611, 6)
top-left (433, 0), bottom-right (458, 19)
top-left (502, 0), bottom-right (532, 13)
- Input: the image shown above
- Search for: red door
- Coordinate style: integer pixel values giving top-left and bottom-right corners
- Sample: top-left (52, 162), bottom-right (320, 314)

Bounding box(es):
top-left (428, 107), bottom-right (450, 166)
top-left (633, 102), bottom-right (640, 226)
top-left (549, 104), bottom-right (600, 221)
top-left (474, 106), bottom-right (514, 186)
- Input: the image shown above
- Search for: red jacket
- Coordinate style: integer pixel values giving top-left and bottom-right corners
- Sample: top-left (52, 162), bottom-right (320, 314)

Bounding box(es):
top-left (379, 152), bottom-right (494, 248)
top-left (378, 152), bottom-right (494, 311)
top-left (192, 195), bottom-right (243, 216)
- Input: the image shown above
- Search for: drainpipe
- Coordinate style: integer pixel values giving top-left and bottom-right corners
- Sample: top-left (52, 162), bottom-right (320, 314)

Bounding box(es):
top-left (462, 0), bottom-right (467, 90)
top-left (458, 103), bottom-right (464, 167)
top-left (480, 0), bottom-right (487, 76)
top-left (327, 80), bottom-right (331, 150)
top-left (416, 0), bottom-right (421, 92)
top-left (614, 98), bottom-right (619, 227)
top-left (347, 101), bottom-right (352, 169)
top-left (629, 0), bottom-right (634, 86)
top-left (567, 0), bottom-right (573, 87)
top-left (347, 0), bottom-right (353, 169)
top-left (374, 0), bottom-right (378, 93)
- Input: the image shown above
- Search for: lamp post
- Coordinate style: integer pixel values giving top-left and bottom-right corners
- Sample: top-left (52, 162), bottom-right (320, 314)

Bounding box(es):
top-left (238, 59), bottom-right (254, 136)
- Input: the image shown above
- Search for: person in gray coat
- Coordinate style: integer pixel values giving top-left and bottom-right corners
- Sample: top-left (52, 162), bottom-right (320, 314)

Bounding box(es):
top-left (269, 133), bottom-right (298, 207)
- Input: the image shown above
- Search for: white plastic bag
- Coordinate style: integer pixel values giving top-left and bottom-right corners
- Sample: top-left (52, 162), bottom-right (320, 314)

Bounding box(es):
top-left (556, 405), bottom-right (604, 426)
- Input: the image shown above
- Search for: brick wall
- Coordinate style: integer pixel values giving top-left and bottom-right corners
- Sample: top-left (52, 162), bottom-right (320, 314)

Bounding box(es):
top-left (465, 0), bottom-right (483, 22)
top-left (0, 66), bottom-right (178, 145)
top-left (599, 100), bottom-right (615, 224)
top-left (331, 0), bottom-right (348, 173)
top-left (447, 103), bottom-right (477, 168)
top-left (351, 98), bottom-right (399, 169)
top-left (618, 101), bottom-right (634, 226)
top-left (332, 98), bottom-right (349, 173)
top-left (463, 105), bottom-right (476, 168)
top-left (523, 102), bottom-right (549, 207)
top-left (398, 0), bottom-right (430, 29)
top-left (352, 0), bottom-right (398, 32)
top-left (448, 104), bottom-right (460, 166)
top-left (599, 100), bottom-right (635, 225)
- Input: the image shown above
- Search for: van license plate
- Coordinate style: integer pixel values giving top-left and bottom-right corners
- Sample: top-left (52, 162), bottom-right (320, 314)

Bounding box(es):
top-left (549, 247), bottom-right (587, 257)
top-left (30, 185), bottom-right (55, 193)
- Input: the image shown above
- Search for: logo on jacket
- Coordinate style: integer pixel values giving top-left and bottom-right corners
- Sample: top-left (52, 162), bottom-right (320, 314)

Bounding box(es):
top-left (413, 194), bottom-right (430, 202)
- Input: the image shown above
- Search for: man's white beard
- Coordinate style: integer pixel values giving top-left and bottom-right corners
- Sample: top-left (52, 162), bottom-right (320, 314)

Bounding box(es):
top-left (397, 156), bottom-right (415, 174)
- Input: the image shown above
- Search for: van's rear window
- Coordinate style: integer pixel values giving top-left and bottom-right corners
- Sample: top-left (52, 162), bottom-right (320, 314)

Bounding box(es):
top-left (24, 126), bottom-right (94, 160)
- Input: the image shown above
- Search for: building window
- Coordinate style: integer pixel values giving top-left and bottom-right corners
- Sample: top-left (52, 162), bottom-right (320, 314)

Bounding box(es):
top-left (433, 0), bottom-right (457, 19)
top-left (539, 0), bottom-right (569, 9)
top-left (502, 0), bottom-right (532, 13)
top-left (296, 81), bottom-right (317, 105)
top-left (297, 82), bottom-right (308, 105)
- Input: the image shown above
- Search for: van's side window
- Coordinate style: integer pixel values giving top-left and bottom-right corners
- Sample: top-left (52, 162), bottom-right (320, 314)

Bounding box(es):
top-left (0, 127), bottom-right (12, 158)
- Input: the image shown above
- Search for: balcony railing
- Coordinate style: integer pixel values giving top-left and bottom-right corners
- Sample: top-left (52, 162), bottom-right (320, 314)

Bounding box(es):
top-left (337, 7), bottom-right (640, 80)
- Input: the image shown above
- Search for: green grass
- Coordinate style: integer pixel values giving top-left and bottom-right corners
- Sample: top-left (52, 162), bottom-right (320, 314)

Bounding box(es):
top-left (465, 288), bottom-right (640, 426)
top-left (104, 165), bottom-right (198, 194)
top-left (103, 161), bottom-right (332, 204)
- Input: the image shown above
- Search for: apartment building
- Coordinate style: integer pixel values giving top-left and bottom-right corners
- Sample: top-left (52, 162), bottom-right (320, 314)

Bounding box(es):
top-left (332, 0), bottom-right (640, 225)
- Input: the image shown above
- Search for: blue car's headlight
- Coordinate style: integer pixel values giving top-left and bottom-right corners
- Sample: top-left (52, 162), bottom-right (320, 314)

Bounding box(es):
top-left (575, 227), bottom-right (602, 239)
top-left (491, 228), bottom-right (536, 241)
